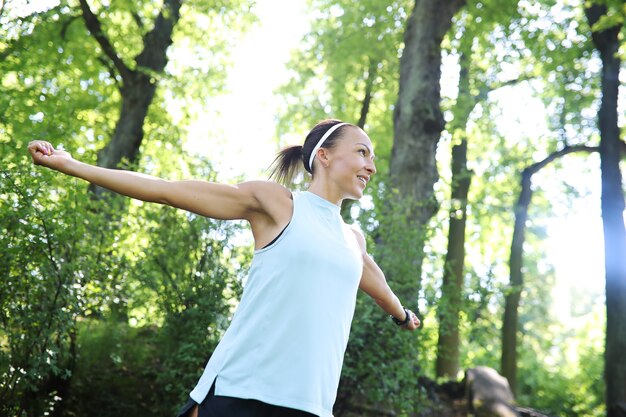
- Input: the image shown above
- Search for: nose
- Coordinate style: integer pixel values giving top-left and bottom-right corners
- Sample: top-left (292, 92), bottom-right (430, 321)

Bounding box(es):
top-left (366, 159), bottom-right (376, 175)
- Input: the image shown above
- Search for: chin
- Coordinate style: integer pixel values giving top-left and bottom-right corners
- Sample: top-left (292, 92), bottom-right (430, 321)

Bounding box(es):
top-left (347, 189), bottom-right (364, 200)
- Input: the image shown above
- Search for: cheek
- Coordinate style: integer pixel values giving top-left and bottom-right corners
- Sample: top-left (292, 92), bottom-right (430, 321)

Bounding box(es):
top-left (345, 158), bottom-right (362, 172)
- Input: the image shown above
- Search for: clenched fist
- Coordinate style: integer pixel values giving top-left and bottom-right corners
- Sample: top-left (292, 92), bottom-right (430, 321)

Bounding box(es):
top-left (28, 140), bottom-right (73, 171)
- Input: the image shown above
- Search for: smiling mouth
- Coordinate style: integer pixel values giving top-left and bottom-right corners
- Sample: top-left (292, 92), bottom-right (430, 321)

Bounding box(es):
top-left (357, 176), bottom-right (368, 185)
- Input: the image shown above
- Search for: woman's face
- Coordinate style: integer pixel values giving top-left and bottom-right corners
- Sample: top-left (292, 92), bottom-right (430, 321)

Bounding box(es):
top-left (323, 127), bottom-right (377, 200)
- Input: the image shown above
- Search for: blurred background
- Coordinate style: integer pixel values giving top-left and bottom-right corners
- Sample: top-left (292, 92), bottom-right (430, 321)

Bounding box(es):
top-left (1, 0), bottom-right (624, 416)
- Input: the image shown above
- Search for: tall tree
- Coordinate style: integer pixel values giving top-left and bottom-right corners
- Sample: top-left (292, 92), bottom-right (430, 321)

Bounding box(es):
top-left (78, 0), bottom-right (182, 197)
top-left (339, 56), bottom-right (380, 220)
top-left (425, 0), bottom-right (522, 379)
top-left (433, 3), bottom-right (513, 372)
top-left (502, 145), bottom-right (597, 394)
top-left (584, 3), bottom-right (626, 417)
top-left (390, 0), bottom-right (466, 227)
top-left (492, 0), bottom-right (605, 401)
top-left (436, 51), bottom-right (472, 379)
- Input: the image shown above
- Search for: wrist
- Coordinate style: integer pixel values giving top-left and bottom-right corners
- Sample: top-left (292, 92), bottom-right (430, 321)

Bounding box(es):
top-left (61, 158), bottom-right (84, 177)
top-left (390, 307), bottom-right (410, 326)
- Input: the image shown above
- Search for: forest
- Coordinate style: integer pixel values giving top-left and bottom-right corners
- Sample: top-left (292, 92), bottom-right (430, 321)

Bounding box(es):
top-left (1, 0), bottom-right (625, 416)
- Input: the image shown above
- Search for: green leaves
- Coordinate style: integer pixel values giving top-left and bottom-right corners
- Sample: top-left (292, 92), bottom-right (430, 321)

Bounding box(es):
top-left (0, 0), bottom-right (255, 414)
top-left (0, 0), bottom-right (616, 415)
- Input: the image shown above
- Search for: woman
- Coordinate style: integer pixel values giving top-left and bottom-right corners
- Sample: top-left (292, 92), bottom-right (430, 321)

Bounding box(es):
top-left (28, 119), bottom-right (420, 417)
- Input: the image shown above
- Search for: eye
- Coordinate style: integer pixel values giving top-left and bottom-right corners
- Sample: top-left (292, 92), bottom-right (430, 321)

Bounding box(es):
top-left (358, 149), bottom-right (367, 156)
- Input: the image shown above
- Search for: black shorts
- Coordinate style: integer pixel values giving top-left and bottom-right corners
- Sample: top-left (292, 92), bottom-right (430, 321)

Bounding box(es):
top-left (175, 381), bottom-right (317, 417)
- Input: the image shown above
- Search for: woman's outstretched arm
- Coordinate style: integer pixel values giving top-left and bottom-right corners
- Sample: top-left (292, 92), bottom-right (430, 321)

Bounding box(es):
top-left (27, 140), bottom-right (289, 222)
top-left (350, 225), bottom-right (420, 330)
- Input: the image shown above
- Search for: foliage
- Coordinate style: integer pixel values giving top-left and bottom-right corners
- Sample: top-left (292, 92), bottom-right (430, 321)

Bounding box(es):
top-left (0, 0), bottom-right (618, 416)
top-left (516, 305), bottom-right (605, 416)
top-left (63, 319), bottom-right (161, 416)
top-left (0, 162), bottom-right (124, 416)
top-left (0, 156), bottom-right (250, 415)
top-left (0, 0), bottom-right (255, 415)
top-left (336, 189), bottom-right (434, 415)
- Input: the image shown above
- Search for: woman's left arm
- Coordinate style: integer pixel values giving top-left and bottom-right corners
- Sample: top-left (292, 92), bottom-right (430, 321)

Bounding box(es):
top-left (350, 225), bottom-right (420, 330)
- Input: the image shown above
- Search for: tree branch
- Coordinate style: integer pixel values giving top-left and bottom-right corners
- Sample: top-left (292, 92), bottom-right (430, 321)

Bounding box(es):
top-left (134, 0), bottom-right (182, 73)
top-left (0, 0), bottom-right (7, 22)
top-left (475, 74), bottom-right (536, 105)
top-left (526, 144), bottom-right (598, 176)
top-left (97, 56), bottom-right (122, 90)
top-left (78, 0), bottom-right (132, 81)
top-left (584, 3), bottom-right (620, 50)
top-left (491, 74), bottom-right (536, 90)
top-left (131, 11), bottom-right (144, 30)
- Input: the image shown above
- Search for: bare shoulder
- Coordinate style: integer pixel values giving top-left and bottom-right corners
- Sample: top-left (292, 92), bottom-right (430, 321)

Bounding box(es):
top-left (238, 180), bottom-right (291, 204)
top-left (238, 180), bottom-right (293, 223)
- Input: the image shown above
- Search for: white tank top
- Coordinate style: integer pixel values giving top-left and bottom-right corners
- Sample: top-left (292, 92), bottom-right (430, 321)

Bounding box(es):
top-left (189, 191), bottom-right (363, 417)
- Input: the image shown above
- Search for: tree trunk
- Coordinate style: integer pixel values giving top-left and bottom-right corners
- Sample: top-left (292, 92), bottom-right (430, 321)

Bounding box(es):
top-left (79, 0), bottom-right (183, 198)
top-left (77, 0), bottom-right (182, 321)
top-left (390, 0), bottom-right (466, 227)
top-left (357, 59), bottom-right (377, 129)
top-left (436, 139), bottom-right (470, 379)
top-left (584, 4), bottom-right (626, 417)
top-left (388, 0), bottom-right (465, 306)
top-left (501, 168), bottom-right (531, 396)
top-left (501, 145), bottom-right (598, 395)
top-left (436, 51), bottom-right (472, 379)
top-left (434, 45), bottom-right (533, 380)
top-left (96, 75), bottom-right (157, 171)
top-left (341, 59), bottom-right (377, 221)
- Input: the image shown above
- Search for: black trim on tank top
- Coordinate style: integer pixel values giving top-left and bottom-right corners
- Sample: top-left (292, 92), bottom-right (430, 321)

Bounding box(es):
top-left (262, 222), bottom-right (290, 249)
top-left (261, 192), bottom-right (293, 249)
top-left (261, 193), bottom-right (293, 250)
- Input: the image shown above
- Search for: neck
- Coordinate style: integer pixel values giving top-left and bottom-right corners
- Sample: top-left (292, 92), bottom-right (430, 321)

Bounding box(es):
top-left (307, 181), bottom-right (343, 207)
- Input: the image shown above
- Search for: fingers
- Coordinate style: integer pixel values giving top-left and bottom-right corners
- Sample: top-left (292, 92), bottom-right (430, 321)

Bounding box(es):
top-left (413, 314), bottom-right (421, 328)
top-left (28, 141), bottom-right (55, 166)
top-left (412, 311), bottom-right (420, 326)
top-left (28, 140), bottom-right (54, 156)
top-left (403, 310), bottom-right (420, 330)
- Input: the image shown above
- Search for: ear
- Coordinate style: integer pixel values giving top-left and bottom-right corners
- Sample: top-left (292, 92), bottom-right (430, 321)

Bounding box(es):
top-left (317, 148), bottom-right (331, 167)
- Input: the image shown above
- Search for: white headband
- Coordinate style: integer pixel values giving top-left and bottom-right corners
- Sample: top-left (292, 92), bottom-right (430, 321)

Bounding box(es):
top-left (308, 122), bottom-right (348, 171)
